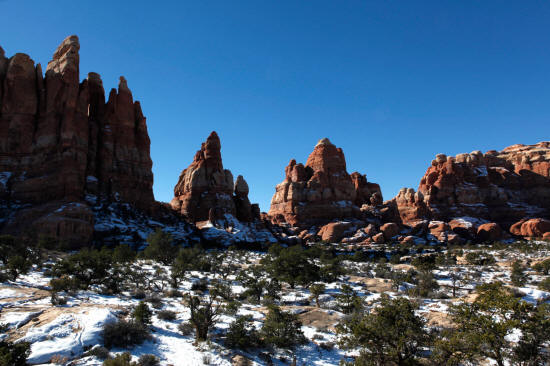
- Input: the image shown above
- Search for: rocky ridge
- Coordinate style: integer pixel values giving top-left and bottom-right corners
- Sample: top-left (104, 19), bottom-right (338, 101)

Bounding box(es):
top-left (386, 142), bottom-right (550, 241)
top-left (1, 36), bottom-right (549, 248)
top-left (266, 141), bottom-right (550, 246)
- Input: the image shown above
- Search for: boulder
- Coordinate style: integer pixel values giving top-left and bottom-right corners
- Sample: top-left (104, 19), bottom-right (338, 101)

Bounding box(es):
top-left (400, 236), bottom-right (416, 245)
top-left (372, 232), bottom-right (385, 244)
top-left (429, 221), bottom-right (451, 241)
top-left (446, 233), bottom-right (463, 245)
top-left (380, 222), bottom-right (399, 241)
top-left (232, 355), bottom-right (252, 366)
top-left (518, 218), bottom-right (550, 238)
top-left (318, 222), bottom-right (353, 242)
top-left (477, 223), bottom-right (502, 242)
top-left (449, 218), bottom-right (477, 238)
top-left (363, 223), bottom-right (378, 236)
top-left (509, 219), bottom-right (527, 236)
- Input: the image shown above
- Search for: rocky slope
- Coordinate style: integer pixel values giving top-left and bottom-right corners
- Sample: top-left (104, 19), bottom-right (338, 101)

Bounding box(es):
top-left (0, 36), bottom-right (157, 246)
top-left (268, 138), bottom-right (382, 227)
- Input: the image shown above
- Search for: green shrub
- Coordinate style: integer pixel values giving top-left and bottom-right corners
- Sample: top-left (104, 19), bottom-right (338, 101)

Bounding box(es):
top-left (102, 320), bottom-right (151, 349)
top-left (85, 345), bottom-right (110, 360)
top-left (0, 235), bottom-right (39, 281)
top-left (49, 276), bottom-right (81, 293)
top-left (465, 251), bottom-right (496, 266)
top-left (511, 261), bottom-right (527, 287)
top-left (187, 294), bottom-right (224, 342)
top-left (132, 301), bottom-right (152, 325)
top-left (225, 315), bottom-right (261, 350)
top-left (178, 321), bottom-right (194, 336)
top-left (0, 340), bottom-right (30, 366)
top-left (538, 278), bottom-right (550, 291)
top-left (112, 245), bottom-right (136, 263)
top-left (51, 248), bottom-right (112, 290)
top-left (156, 310), bottom-right (177, 321)
top-left (137, 354), bottom-right (160, 366)
top-left (143, 229), bottom-right (176, 265)
top-left (260, 245), bottom-right (320, 288)
top-left (191, 279), bottom-right (208, 292)
top-left (335, 284), bottom-right (362, 314)
top-left (533, 259), bottom-right (550, 275)
top-left (337, 295), bottom-right (429, 366)
top-left (132, 289), bottom-right (146, 299)
top-left (145, 296), bottom-right (163, 309)
top-left (103, 352), bottom-right (133, 366)
top-left (260, 305), bottom-right (306, 349)
top-left (170, 246), bottom-right (207, 287)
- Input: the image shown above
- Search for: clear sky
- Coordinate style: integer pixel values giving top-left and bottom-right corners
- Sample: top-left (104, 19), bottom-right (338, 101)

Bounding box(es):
top-left (1, 1), bottom-right (549, 211)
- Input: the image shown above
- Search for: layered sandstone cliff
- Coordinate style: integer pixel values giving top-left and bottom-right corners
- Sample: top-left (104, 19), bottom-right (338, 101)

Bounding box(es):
top-left (268, 138), bottom-right (382, 226)
top-left (394, 142), bottom-right (550, 229)
top-left (0, 36), bottom-right (154, 245)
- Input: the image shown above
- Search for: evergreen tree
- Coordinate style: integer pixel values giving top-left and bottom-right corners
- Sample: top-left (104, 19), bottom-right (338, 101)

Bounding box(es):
top-left (260, 305), bottom-right (306, 349)
top-left (143, 229), bottom-right (175, 265)
top-left (132, 301), bottom-right (152, 326)
top-left (337, 295), bottom-right (429, 366)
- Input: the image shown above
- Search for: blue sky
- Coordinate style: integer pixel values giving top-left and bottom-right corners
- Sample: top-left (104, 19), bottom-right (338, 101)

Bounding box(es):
top-left (1, 1), bottom-right (549, 211)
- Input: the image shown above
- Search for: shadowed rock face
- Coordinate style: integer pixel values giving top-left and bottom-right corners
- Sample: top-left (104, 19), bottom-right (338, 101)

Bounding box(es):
top-left (171, 131), bottom-right (255, 223)
top-left (394, 142), bottom-right (550, 228)
top-left (0, 36), bottom-right (154, 245)
top-left (268, 138), bottom-right (382, 226)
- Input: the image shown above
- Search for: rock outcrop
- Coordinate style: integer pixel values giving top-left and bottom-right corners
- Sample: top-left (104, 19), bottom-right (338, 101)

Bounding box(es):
top-left (394, 142), bottom-right (550, 230)
top-left (171, 131), bottom-right (256, 223)
top-left (510, 218), bottom-right (550, 239)
top-left (0, 36), bottom-right (155, 245)
top-left (170, 132), bottom-right (276, 246)
top-left (268, 138), bottom-right (382, 226)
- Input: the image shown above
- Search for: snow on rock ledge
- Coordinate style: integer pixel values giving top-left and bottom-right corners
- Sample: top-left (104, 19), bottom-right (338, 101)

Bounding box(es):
top-left (19, 308), bottom-right (116, 364)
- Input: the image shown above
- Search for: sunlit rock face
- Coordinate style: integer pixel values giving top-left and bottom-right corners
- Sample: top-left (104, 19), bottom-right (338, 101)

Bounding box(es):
top-left (171, 131), bottom-right (255, 223)
top-left (268, 138), bottom-right (382, 227)
top-left (0, 35), bottom-right (155, 245)
top-left (394, 142), bottom-right (550, 228)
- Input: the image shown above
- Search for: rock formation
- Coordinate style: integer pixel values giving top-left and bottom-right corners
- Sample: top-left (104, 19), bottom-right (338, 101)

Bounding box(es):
top-left (0, 36), bottom-right (155, 245)
top-left (171, 131), bottom-right (256, 223)
top-left (268, 138), bottom-right (382, 226)
top-left (394, 142), bottom-right (550, 230)
top-left (510, 218), bottom-right (550, 239)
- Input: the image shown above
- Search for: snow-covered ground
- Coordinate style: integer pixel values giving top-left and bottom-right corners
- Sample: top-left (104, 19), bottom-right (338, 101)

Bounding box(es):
top-left (0, 243), bottom-right (548, 365)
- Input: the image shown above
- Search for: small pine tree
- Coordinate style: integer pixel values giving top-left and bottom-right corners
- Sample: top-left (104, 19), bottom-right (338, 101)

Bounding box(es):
top-left (511, 260), bottom-right (527, 287)
top-left (112, 245), bottom-right (136, 263)
top-left (187, 293), bottom-right (224, 342)
top-left (260, 305), bottom-right (306, 349)
top-left (225, 315), bottom-right (261, 350)
top-left (143, 229), bottom-right (175, 265)
top-left (103, 352), bottom-right (134, 366)
top-left (336, 284), bottom-right (362, 314)
top-left (0, 340), bottom-right (30, 366)
top-left (337, 295), bottom-right (429, 365)
top-left (132, 301), bottom-right (152, 326)
top-left (309, 283), bottom-right (325, 308)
